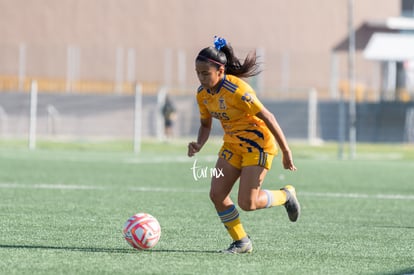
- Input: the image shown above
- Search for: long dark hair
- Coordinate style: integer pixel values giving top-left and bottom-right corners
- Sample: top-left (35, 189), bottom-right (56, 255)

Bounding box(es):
top-left (196, 42), bottom-right (261, 78)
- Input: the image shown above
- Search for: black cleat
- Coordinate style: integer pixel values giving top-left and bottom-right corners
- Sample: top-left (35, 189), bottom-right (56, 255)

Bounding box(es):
top-left (221, 236), bottom-right (253, 254)
top-left (281, 185), bottom-right (301, 222)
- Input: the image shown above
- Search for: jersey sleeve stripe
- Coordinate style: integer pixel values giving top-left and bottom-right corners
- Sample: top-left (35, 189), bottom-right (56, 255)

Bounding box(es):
top-left (224, 79), bottom-right (238, 89)
top-left (223, 80), bottom-right (238, 93)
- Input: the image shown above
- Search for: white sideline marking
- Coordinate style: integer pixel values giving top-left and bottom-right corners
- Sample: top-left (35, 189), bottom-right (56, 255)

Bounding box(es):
top-left (124, 155), bottom-right (217, 164)
top-left (0, 183), bottom-right (105, 190)
top-left (128, 187), bottom-right (206, 193)
top-left (299, 192), bottom-right (414, 200)
top-left (0, 183), bottom-right (205, 193)
top-left (0, 183), bottom-right (413, 200)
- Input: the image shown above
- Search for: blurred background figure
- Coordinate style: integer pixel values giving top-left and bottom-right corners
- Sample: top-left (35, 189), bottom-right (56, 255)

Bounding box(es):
top-left (162, 95), bottom-right (176, 139)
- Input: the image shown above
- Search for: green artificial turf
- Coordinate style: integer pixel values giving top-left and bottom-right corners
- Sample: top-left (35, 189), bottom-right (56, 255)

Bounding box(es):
top-left (0, 140), bottom-right (413, 274)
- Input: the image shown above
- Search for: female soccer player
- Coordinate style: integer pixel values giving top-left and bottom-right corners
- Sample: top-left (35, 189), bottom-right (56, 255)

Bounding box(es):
top-left (188, 36), bottom-right (300, 254)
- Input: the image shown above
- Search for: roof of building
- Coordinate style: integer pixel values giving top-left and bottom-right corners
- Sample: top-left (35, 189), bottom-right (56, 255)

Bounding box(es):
top-left (333, 17), bottom-right (414, 54)
top-left (366, 16), bottom-right (414, 30)
top-left (363, 32), bottom-right (414, 61)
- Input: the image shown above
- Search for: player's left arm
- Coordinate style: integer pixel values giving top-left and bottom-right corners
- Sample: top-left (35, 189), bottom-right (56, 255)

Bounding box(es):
top-left (256, 107), bottom-right (297, 171)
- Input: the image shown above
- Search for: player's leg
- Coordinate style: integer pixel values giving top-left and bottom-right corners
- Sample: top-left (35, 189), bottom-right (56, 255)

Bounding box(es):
top-left (238, 163), bottom-right (300, 221)
top-left (210, 156), bottom-right (252, 253)
top-left (238, 165), bottom-right (271, 210)
top-left (238, 152), bottom-right (289, 211)
top-left (238, 152), bottom-right (300, 222)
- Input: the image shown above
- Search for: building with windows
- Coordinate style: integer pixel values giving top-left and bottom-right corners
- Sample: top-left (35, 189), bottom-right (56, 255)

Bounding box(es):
top-left (0, 0), bottom-right (409, 100)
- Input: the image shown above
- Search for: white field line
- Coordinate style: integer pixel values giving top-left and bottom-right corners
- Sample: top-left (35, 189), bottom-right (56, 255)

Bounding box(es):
top-left (0, 151), bottom-right (218, 164)
top-left (0, 182), bottom-right (106, 190)
top-left (0, 183), bottom-right (205, 193)
top-left (127, 187), bottom-right (206, 193)
top-left (299, 191), bottom-right (414, 200)
top-left (124, 155), bottom-right (217, 164)
top-left (0, 182), bottom-right (414, 200)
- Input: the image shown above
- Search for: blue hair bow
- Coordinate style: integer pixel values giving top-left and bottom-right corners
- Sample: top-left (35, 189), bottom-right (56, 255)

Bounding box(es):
top-left (214, 36), bottom-right (227, 51)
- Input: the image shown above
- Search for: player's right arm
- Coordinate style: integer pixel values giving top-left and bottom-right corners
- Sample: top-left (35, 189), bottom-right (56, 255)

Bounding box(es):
top-left (188, 117), bottom-right (212, 157)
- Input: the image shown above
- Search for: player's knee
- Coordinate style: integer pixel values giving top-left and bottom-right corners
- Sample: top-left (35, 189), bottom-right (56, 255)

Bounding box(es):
top-left (209, 189), bottom-right (224, 205)
top-left (238, 198), bottom-right (257, 211)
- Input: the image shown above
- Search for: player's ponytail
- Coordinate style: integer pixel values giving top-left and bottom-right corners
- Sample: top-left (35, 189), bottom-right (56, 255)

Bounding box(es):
top-left (196, 36), bottom-right (261, 78)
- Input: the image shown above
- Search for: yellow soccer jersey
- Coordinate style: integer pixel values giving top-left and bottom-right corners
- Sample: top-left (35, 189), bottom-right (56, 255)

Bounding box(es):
top-left (196, 74), bottom-right (277, 155)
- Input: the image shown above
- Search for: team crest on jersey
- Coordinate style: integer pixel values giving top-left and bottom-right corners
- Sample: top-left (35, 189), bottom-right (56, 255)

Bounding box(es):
top-left (219, 97), bottom-right (226, 110)
top-left (241, 93), bottom-right (254, 103)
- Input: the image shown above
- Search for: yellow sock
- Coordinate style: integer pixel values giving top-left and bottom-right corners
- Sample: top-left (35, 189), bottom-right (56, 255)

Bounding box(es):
top-left (263, 189), bottom-right (287, 207)
top-left (225, 217), bottom-right (247, 241)
top-left (218, 205), bottom-right (247, 241)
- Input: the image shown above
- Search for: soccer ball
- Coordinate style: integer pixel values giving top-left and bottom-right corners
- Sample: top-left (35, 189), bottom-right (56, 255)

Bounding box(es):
top-left (123, 213), bottom-right (161, 250)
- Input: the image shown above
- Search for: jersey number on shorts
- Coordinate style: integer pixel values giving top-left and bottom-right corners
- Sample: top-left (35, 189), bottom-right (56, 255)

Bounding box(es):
top-left (221, 149), bottom-right (233, 160)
